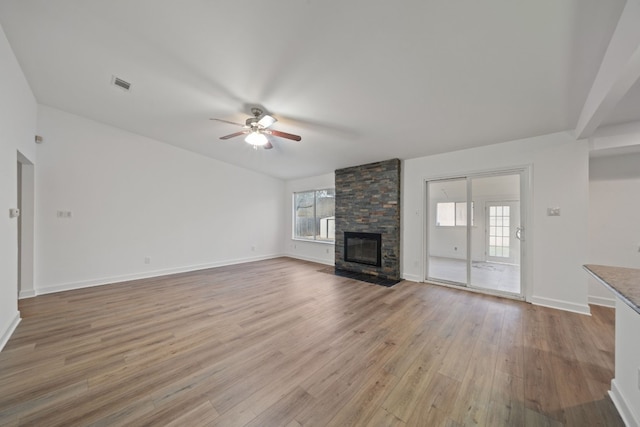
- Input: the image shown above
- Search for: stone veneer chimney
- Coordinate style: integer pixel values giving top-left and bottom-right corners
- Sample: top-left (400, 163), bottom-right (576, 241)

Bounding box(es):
top-left (334, 159), bottom-right (401, 280)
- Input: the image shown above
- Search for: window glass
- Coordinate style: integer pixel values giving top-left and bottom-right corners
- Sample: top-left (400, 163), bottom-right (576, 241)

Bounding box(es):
top-left (436, 202), bottom-right (455, 226)
top-left (293, 189), bottom-right (335, 242)
top-left (437, 202), bottom-right (473, 226)
top-left (315, 189), bottom-right (335, 241)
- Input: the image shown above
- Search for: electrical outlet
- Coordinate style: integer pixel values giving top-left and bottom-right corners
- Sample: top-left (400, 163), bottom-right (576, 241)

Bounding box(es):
top-left (144, 257), bottom-right (151, 264)
top-left (251, 245), bottom-right (256, 251)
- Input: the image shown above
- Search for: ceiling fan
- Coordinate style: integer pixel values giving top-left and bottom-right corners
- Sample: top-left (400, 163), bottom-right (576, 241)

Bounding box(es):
top-left (211, 108), bottom-right (302, 149)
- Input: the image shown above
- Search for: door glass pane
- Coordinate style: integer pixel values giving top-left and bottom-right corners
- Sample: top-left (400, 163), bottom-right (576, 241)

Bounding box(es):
top-left (427, 179), bottom-right (468, 285)
top-left (469, 174), bottom-right (521, 295)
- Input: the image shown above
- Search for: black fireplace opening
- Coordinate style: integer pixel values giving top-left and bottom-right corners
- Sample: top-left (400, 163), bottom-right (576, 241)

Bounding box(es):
top-left (344, 232), bottom-right (382, 267)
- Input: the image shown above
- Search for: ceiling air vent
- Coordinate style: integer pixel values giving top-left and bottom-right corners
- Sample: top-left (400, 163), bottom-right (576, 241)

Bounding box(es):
top-left (111, 76), bottom-right (132, 92)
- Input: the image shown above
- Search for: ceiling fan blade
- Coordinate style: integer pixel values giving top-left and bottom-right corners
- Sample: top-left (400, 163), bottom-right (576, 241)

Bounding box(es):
top-left (220, 131), bottom-right (248, 140)
top-left (210, 118), bottom-right (245, 127)
top-left (257, 114), bottom-right (277, 128)
top-left (267, 129), bottom-right (302, 142)
top-left (263, 141), bottom-right (274, 149)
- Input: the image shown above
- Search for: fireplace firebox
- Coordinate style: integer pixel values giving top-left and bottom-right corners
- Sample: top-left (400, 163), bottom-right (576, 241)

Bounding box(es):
top-left (344, 232), bottom-right (382, 267)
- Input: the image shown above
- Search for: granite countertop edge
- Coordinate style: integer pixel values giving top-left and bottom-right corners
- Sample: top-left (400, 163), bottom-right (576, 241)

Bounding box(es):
top-left (584, 264), bottom-right (640, 315)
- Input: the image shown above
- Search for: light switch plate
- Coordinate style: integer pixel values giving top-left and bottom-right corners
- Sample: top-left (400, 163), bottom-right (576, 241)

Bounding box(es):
top-left (9, 208), bottom-right (20, 218)
top-left (547, 207), bottom-right (561, 216)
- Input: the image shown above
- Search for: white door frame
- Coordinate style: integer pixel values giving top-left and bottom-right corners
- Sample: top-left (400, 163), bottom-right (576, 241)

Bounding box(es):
top-left (17, 151), bottom-right (35, 299)
top-left (423, 166), bottom-right (531, 301)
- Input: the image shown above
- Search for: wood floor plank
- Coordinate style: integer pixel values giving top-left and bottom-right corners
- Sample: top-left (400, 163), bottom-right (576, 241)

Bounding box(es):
top-left (129, 397), bottom-right (219, 427)
top-left (86, 396), bottom-right (156, 427)
top-left (447, 339), bottom-right (500, 426)
top-left (495, 303), bottom-right (525, 379)
top-left (206, 399), bottom-right (257, 427)
top-left (382, 332), bottom-right (450, 421)
top-left (404, 372), bottom-right (461, 426)
top-left (243, 386), bottom-right (314, 427)
top-left (367, 407), bottom-right (407, 426)
top-left (0, 380), bottom-right (88, 423)
top-left (325, 369), bottom-right (397, 426)
top-left (0, 257), bottom-right (624, 426)
top-left (485, 371), bottom-right (526, 426)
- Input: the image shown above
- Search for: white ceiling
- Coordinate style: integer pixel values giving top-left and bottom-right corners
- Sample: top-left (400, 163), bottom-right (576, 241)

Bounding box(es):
top-left (0, 0), bottom-right (637, 179)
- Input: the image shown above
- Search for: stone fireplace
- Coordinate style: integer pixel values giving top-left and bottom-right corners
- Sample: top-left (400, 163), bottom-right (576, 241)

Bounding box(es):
top-left (335, 159), bottom-right (401, 280)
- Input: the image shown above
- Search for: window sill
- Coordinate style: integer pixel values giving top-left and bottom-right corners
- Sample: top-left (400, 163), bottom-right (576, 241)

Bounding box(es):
top-left (292, 238), bottom-right (335, 245)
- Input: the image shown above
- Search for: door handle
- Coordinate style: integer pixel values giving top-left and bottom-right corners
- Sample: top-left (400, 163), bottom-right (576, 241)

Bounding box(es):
top-left (516, 226), bottom-right (524, 241)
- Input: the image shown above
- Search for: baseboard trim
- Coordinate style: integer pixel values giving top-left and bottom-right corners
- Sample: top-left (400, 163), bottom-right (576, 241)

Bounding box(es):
top-left (401, 273), bottom-right (422, 282)
top-left (285, 254), bottom-right (334, 266)
top-left (19, 289), bottom-right (36, 299)
top-left (0, 313), bottom-right (21, 352)
top-left (529, 296), bottom-right (591, 315)
top-left (610, 379), bottom-right (640, 427)
top-left (35, 254), bottom-right (283, 296)
top-left (588, 295), bottom-right (616, 308)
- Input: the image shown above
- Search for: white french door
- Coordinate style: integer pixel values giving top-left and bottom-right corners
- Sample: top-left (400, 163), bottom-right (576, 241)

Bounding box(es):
top-left (485, 201), bottom-right (520, 265)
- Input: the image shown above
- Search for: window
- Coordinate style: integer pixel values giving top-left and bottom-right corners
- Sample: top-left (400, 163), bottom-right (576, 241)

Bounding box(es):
top-left (436, 202), bottom-right (474, 226)
top-left (293, 189), bottom-right (335, 242)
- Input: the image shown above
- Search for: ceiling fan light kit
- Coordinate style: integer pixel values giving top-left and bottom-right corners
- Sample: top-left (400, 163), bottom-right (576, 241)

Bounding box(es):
top-left (245, 131), bottom-right (268, 146)
top-left (211, 107), bottom-right (301, 150)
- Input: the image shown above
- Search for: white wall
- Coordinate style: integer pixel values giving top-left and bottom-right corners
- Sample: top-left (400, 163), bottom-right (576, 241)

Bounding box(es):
top-left (403, 132), bottom-right (590, 314)
top-left (0, 24), bottom-right (37, 350)
top-left (588, 152), bottom-right (640, 306)
top-left (35, 106), bottom-right (285, 294)
top-left (284, 173), bottom-right (335, 265)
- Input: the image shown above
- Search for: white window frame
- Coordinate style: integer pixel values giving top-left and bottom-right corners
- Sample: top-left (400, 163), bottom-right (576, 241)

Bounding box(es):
top-left (293, 188), bottom-right (335, 243)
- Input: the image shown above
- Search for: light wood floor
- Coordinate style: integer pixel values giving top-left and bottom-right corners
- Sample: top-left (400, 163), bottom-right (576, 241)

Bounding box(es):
top-left (0, 257), bottom-right (623, 426)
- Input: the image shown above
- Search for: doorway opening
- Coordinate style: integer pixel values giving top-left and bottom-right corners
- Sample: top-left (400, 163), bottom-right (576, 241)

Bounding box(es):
top-left (17, 151), bottom-right (35, 299)
top-left (425, 170), bottom-right (527, 298)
